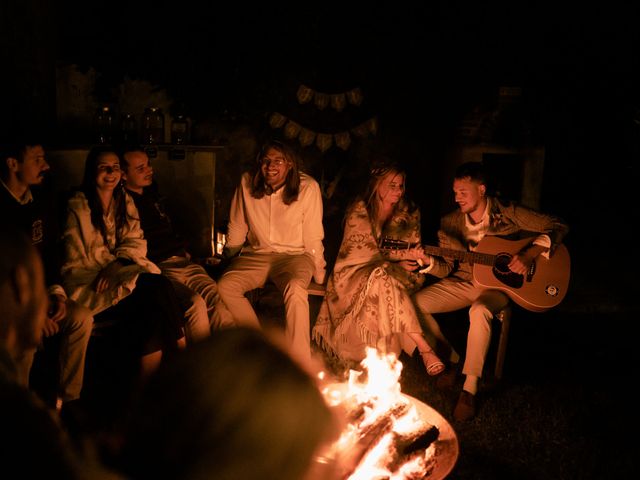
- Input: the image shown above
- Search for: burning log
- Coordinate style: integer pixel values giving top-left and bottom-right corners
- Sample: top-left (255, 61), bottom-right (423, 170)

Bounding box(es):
top-left (346, 401), bottom-right (372, 425)
top-left (396, 424), bottom-right (440, 457)
top-left (337, 402), bottom-right (410, 479)
top-left (320, 349), bottom-right (457, 479)
top-left (384, 425), bottom-right (440, 477)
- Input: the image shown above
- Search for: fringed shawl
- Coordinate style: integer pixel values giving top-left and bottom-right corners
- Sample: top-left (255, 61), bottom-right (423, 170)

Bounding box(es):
top-left (312, 200), bottom-right (425, 362)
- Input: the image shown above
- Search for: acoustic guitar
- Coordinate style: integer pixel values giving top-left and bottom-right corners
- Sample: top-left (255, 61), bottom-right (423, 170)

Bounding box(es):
top-left (380, 236), bottom-right (570, 312)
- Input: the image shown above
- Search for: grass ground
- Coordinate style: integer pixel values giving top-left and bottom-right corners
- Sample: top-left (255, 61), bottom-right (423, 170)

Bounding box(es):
top-left (314, 307), bottom-right (635, 480)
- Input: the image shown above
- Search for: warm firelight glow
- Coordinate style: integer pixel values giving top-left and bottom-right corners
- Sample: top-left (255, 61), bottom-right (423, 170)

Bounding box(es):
top-left (319, 348), bottom-right (439, 479)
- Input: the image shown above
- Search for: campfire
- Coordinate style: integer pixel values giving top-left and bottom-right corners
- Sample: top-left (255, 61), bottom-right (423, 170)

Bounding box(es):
top-left (317, 348), bottom-right (458, 479)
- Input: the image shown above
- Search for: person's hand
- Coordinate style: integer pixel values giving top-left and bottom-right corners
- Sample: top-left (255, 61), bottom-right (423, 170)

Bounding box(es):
top-left (508, 252), bottom-right (534, 275)
top-left (508, 245), bottom-right (545, 275)
top-left (42, 317), bottom-right (60, 337)
top-left (397, 259), bottom-right (420, 272)
top-left (313, 270), bottom-right (326, 285)
top-left (93, 260), bottom-right (125, 293)
top-left (47, 293), bottom-right (67, 323)
top-left (413, 248), bottom-right (431, 267)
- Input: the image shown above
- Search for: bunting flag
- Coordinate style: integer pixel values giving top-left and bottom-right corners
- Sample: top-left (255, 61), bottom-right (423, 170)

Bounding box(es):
top-left (316, 133), bottom-right (333, 152)
top-left (296, 85), bottom-right (363, 112)
top-left (298, 127), bottom-right (316, 147)
top-left (283, 119), bottom-right (302, 139)
top-left (269, 111), bottom-right (287, 129)
top-left (269, 112), bottom-right (377, 152)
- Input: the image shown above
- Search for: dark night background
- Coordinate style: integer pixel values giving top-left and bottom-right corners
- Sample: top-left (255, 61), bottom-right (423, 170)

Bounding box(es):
top-left (3, 0), bottom-right (637, 306)
top-left (2, 1), bottom-right (639, 477)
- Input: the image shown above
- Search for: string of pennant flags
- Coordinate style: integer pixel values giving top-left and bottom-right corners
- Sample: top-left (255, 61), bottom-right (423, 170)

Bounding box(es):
top-left (269, 112), bottom-right (378, 152)
top-left (296, 85), bottom-right (364, 111)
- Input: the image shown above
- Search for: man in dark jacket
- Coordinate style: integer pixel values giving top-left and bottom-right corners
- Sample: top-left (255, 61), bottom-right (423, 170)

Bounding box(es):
top-left (1, 140), bottom-right (93, 410)
top-left (121, 147), bottom-right (233, 340)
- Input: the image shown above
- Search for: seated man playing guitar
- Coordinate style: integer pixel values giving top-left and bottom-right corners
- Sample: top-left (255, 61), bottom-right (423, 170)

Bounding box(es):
top-left (412, 161), bottom-right (569, 422)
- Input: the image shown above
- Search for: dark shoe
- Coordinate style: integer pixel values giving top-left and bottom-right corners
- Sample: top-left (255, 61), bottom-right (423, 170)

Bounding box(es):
top-left (453, 390), bottom-right (476, 422)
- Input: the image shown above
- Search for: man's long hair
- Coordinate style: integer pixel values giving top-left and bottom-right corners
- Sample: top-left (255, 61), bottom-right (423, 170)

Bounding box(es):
top-left (250, 140), bottom-right (300, 205)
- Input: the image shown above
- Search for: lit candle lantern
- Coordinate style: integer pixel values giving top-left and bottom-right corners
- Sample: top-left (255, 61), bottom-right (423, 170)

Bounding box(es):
top-left (215, 232), bottom-right (226, 256)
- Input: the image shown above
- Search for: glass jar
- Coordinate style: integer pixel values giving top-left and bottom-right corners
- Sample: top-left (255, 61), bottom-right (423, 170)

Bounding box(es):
top-left (171, 114), bottom-right (189, 145)
top-left (141, 107), bottom-right (164, 144)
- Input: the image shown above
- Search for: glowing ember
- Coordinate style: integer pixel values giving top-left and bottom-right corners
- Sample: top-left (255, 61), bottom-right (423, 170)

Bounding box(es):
top-left (319, 347), bottom-right (450, 479)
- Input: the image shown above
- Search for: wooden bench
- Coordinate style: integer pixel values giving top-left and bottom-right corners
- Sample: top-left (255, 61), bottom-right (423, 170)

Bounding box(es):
top-left (307, 281), bottom-right (326, 297)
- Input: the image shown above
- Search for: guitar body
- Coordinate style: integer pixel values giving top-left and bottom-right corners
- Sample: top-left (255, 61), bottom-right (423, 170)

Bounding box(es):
top-left (379, 235), bottom-right (571, 312)
top-left (471, 236), bottom-right (570, 312)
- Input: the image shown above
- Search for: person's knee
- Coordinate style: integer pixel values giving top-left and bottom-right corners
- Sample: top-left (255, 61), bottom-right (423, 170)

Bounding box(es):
top-left (64, 300), bottom-right (94, 333)
top-left (217, 276), bottom-right (233, 298)
top-left (412, 289), bottom-right (429, 313)
top-left (217, 273), bottom-right (250, 298)
top-left (190, 294), bottom-right (208, 318)
top-left (468, 302), bottom-right (492, 322)
top-left (282, 279), bottom-right (308, 300)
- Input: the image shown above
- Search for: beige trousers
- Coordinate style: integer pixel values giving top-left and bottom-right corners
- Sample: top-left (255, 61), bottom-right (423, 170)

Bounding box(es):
top-left (413, 277), bottom-right (509, 378)
top-left (16, 298), bottom-right (93, 402)
top-left (218, 252), bottom-right (315, 362)
top-left (159, 256), bottom-right (234, 342)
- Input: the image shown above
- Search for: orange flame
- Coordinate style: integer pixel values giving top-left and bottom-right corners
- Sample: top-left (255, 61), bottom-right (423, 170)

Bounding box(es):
top-left (319, 347), bottom-right (436, 479)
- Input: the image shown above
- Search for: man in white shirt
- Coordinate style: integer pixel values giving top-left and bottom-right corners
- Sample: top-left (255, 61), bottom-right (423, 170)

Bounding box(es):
top-left (218, 140), bottom-right (326, 362)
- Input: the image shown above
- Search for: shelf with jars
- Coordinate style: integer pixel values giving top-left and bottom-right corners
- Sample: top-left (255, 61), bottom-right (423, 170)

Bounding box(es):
top-left (46, 144), bottom-right (225, 258)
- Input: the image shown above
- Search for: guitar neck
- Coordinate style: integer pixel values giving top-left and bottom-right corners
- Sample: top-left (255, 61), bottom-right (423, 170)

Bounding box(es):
top-left (422, 245), bottom-right (495, 266)
top-left (380, 238), bottom-right (497, 266)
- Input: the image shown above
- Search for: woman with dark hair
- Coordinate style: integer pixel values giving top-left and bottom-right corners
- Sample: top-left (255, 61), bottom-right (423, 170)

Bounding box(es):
top-left (61, 146), bottom-right (184, 379)
top-left (312, 160), bottom-right (444, 376)
top-left (218, 139), bottom-right (326, 363)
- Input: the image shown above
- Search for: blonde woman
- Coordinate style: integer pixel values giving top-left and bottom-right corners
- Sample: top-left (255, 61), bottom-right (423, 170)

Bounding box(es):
top-left (313, 160), bottom-right (444, 376)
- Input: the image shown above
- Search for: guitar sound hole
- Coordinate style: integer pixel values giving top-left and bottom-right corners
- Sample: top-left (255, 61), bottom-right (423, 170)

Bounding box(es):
top-left (493, 253), bottom-right (524, 289)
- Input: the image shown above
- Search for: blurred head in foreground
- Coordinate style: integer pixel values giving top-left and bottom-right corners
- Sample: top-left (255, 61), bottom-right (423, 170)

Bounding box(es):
top-left (119, 327), bottom-right (343, 480)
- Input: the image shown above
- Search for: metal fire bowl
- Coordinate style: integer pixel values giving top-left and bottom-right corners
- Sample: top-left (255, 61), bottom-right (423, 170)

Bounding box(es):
top-left (328, 383), bottom-right (459, 479)
top-left (404, 392), bottom-right (459, 479)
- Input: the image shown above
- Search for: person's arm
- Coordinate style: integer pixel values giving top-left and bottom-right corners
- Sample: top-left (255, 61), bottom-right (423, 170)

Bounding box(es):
top-left (37, 190), bottom-right (68, 297)
top-left (302, 180), bottom-right (327, 284)
top-left (380, 208), bottom-right (424, 271)
top-left (60, 199), bottom-right (105, 306)
top-left (505, 203), bottom-right (569, 274)
top-left (112, 193), bottom-right (153, 267)
top-left (60, 203), bottom-right (92, 280)
top-left (421, 218), bottom-right (459, 278)
top-left (61, 193), bottom-right (148, 313)
top-left (61, 199), bottom-right (120, 294)
top-left (224, 175), bottom-right (249, 256)
top-left (514, 205), bottom-right (569, 251)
